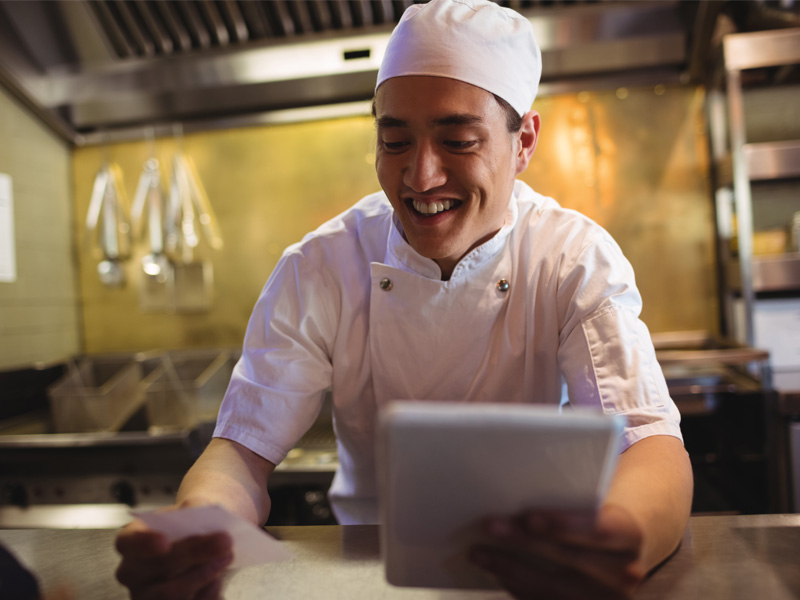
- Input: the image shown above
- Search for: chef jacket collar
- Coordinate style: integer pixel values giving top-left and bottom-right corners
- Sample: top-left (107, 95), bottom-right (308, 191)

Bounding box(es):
top-left (386, 189), bottom-right (520, 280)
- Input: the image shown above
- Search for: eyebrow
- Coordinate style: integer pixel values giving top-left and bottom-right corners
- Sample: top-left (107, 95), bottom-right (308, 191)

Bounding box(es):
top-left (375, 113), bottom-right (485, 129)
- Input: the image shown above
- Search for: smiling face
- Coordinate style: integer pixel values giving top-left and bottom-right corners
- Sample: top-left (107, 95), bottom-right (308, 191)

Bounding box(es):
top-left (374, 76), bottom-right (539, 279)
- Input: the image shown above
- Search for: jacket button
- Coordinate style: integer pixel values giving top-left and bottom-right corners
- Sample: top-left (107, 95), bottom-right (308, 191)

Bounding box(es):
top-left (497, 278), bottom-right (510, 292)
top-left (379, 278), bottom-right (393, 291)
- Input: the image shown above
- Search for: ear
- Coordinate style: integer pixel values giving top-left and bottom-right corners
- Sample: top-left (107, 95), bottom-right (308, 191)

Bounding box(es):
top-left (514, 110), bottom-right (540, 176)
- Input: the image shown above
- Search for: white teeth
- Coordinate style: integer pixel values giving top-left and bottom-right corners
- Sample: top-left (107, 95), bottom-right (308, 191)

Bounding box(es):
top-left (412, 200), bottom-right (454, 215)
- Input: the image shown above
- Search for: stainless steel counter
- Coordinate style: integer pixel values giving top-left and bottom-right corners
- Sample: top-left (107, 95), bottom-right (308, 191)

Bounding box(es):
top-left (1, 514), bottom-right (799, 600)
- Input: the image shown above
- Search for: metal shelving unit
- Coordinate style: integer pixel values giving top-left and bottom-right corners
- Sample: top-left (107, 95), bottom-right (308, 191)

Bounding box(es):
top-left (708, 27), bottom-right (800, 346)
top-left (707, 27), bottom-right (800, 513)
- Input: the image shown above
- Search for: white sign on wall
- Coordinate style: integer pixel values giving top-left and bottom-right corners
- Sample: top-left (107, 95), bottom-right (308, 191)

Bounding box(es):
top-left (0, 173), bottom-right (16, 282)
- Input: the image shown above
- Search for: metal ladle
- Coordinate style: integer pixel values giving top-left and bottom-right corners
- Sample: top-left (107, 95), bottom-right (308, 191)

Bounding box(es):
top-left (133, 157), bottom-right (170, 283)
top-left (97, 257), bottom-right (125, 287)
top-left (87, 161), bottom-right (130, 288)
top-left (100, 170), bottom-right (125, 287)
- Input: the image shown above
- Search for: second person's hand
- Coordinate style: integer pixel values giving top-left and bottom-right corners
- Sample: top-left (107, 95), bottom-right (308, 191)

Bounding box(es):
top-left (114, 509), bottom-right (233, 600)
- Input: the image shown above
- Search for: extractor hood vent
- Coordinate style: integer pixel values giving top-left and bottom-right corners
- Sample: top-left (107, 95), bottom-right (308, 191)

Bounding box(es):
top-left (0, 0), bottom-right (699, 143)
top-left (86, 0), bottom-right (407, 60)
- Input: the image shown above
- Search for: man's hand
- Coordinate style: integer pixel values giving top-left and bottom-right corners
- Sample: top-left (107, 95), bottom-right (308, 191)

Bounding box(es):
top-left (470, 435), bottom-right (693, 600)
top-left (114, 504), bottom-right (233, 600)
top-left (114, 438), bottom-right (276, 600)
top-left (470, 503), bottom-right (646, 600)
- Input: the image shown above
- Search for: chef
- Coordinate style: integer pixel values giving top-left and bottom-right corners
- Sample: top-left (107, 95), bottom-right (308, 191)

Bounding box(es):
top-left (115, 1), bottom-right (693, 598)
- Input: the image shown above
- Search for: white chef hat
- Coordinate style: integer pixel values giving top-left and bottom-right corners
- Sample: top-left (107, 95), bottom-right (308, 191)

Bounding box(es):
top-left (375, 0), bottom-right (542, 116)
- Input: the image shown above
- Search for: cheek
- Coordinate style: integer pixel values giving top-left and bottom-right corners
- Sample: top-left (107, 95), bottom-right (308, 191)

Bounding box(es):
top-left (375, 154), bottom-right (395, 181)
top-left (374, 157), bottom-right (389, 187)
top-left (375, 157), bottom-right (403, 208)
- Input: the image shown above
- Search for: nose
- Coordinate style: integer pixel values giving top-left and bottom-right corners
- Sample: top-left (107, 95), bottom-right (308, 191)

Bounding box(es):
top-left (403, 141), bottom-right (447, 192)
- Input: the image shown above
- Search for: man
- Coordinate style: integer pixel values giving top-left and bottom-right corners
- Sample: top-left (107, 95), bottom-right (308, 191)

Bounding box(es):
top-left (115, 1), bottom-right (693, 598)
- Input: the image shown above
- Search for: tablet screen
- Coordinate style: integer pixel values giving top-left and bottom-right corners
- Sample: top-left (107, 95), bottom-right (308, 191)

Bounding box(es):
top-left (377, 401), bottom-right (625, 590)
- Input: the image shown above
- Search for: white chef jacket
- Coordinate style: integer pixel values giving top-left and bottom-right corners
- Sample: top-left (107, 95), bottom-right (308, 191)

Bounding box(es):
top-left (214, 180), bottom-right (683, 524)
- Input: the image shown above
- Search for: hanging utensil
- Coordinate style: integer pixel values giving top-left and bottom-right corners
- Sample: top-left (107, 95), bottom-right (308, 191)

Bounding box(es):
top-left (132, 149), bottom-right (174, 311)
top-left (163, 125), bottom-right (223, 260)
top-left (176, 154), bottom-right (199, 264)
top-left (169, 153), bottom-right (210, 311)
top-left (132, 157), bottom-right (171, 282)
top-left (165, 154), bottom-right (223, 260)
top-left (162, 125), bottom-right (222, 312)
top-left (179, 152), bottom-right (223, 251)
top-left (85, 159), bottom-right (131, 288)
top-left (98, 174), bottom-right (125, 287)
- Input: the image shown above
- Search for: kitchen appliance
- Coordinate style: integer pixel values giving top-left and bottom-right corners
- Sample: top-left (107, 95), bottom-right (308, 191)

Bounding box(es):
top-left (49, 357), bottom-right (144, 433)
top-left (0, 353), bottom-right (338, 528)
top-left (653, 331), bottom-right (782, 513)
top-left (143, 349), bottom-right (234, 433)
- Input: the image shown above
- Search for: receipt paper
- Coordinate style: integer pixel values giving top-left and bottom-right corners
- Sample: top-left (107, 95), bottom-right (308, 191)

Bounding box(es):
top-left (132, 505), bottom-right (293, 569)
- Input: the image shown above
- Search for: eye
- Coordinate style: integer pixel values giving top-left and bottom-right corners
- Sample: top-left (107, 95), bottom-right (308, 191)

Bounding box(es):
top-left (381, 140), bottom-right (409, 152)
top-left (444, 140), bottom-right (476, 150)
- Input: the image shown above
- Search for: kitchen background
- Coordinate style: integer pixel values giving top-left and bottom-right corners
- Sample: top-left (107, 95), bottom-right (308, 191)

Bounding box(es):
top-left (3, 81), bottom-right (715, 362)
top-left (0, 0), bottom-right (798, 524)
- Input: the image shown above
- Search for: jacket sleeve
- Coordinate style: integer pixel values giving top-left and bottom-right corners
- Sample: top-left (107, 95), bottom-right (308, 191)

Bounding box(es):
top-left (555, 230), bottom-right (683, 451)
top-left (213, 245), bottom-right (340, 464)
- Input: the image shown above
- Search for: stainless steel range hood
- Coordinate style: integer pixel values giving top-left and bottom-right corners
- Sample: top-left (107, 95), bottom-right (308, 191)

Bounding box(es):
top-left (0, 0), bottom-right (694, 144)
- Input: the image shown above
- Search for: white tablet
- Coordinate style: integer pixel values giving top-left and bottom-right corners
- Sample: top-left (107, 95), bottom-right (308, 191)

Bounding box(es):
top-left (377, 401), bottom-right (625, 590)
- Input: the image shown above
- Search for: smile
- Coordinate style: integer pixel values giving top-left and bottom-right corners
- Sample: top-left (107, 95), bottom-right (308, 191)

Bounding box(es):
top-left (410, 199), bottom-right (461, 216)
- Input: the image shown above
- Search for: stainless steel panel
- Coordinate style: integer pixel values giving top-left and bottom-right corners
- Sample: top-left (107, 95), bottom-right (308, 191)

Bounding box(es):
top-left (716, 141), bottom-right (800, 186)
top-left (0, 0), bottom-right (691, 138)
top-left (4, 517), bottom-right (800, 599)
top-left (177, 1), bottom-right (212, 50)
top-left (0, 503), bottom-right (150, 528)
top-left (745, 141), bottom-right (800, 181)
top-left (91, 0), bottom-right (136, 59)
top-left (727, 67), bottom-right (757, 345)
top-left (57, 1), bottom-right (116, 63)
top-left (752, 254), bottom-right (800, 292)
top-left (239, 0), bottom-right (274, 39)
top-left (729, 254), bottom-right (800, 293)
top-left (133, 1), bottom-right (174, 56)
top-left (218, 0), bottom-right (249, 44)
top-left (154, 0), bottom-right (192, 52)
top-left (724, 28), bottom-right (800, 71)
top-left (792, 421), bottom-right (800, 512)
top-left (198, 0), bottom-right (230, 47)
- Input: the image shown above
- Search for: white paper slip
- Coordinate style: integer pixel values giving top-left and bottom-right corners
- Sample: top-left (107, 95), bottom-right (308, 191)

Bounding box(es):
top-left (132, 505), bottom-right (293, 569)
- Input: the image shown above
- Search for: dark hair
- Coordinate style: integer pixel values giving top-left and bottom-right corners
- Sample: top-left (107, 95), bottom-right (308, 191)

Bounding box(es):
top-left (370, 91), bottom-right (524, 133)
top-left (492, 94), bottom-right (524, 133)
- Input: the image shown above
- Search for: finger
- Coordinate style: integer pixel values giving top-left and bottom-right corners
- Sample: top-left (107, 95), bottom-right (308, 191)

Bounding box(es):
top-left (169, 532), bottom-right (233, 574)
top-left (503, 537), bottom-right (644, 591)
top-left (517, 510), bottom-right (643, 555)
top-left (478, 520), bottom-right (643, 591)
top-left (471, 546), bottom-right (634, 600)
top-left (150, 532), bottom-right (232, 582)
top-left (473, 538), bottom-right (641, 596)
top-left (129, 553), bottom-right (232, 600)
top-left (521, 510), bottom-right (596, 536)
top-left (116, 533), bottom-right (232, 589)
top-left (116, 521), bottom-right (171, 558)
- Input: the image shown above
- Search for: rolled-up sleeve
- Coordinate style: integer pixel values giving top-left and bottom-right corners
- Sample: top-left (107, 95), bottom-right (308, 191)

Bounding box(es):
top-left (213, 245), bottom-right (338, 464)
top-left (556, 232), bottom-right (683, 451)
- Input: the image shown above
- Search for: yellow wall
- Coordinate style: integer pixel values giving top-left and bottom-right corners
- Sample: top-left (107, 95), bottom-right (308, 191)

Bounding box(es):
top-left (0, 87), bottom-right (80, 368)
top-left (526, 86), bottom-right (715, 333)
top-left (72, 84), bottom-right (716, 353)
